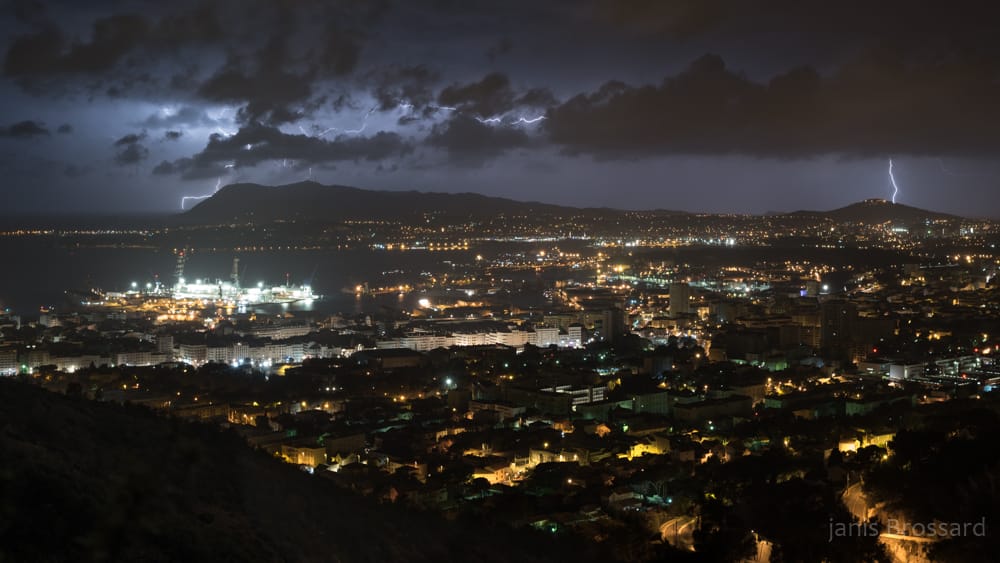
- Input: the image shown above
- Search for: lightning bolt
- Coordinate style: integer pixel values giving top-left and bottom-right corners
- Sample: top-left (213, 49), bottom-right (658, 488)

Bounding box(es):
top-left (514, 115), bottom-right (546, 124)
top-left (181, 177), bottom-right (223, 210)
top-left (475, 114), bottom-right (546, 126)
top-left (343, 106), bottom-right (376, 134)
top-left (296, 106), bottom-right (376, 142)
top-left (888, 159), bottom-right (900, 204)
top-left (298, 125), bottom-right (336, 138)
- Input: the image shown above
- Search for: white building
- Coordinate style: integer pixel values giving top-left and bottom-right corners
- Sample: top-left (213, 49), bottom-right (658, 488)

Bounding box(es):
top-left (0, 348), bottom-right (17, 375)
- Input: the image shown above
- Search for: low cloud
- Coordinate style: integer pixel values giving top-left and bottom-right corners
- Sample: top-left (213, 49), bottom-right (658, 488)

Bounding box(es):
top-left (0, 120), bottom-right (50, 138)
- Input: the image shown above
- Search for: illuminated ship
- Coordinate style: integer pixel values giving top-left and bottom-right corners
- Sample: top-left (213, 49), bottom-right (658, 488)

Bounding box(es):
top-left (170, 253), bottom-right (317, 305)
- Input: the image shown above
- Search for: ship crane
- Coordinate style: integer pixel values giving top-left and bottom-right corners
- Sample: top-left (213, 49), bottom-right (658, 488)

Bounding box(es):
top-left (231, 257), bottom-right (241, 289)
top-left (174, 250), bottom-right (188, 287)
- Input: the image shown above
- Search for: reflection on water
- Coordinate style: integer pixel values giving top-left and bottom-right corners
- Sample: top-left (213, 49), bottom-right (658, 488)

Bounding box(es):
top-left (0, 238), bottom-right (476, 316)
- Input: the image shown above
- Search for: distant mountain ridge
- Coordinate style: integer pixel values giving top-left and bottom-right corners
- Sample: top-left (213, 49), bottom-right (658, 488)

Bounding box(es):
top-left (179, 181), bottom-right (642, 223)
top-left (179, 182), bottom-right (960, 224)
top-left (787, 198), bottom-right (958, 223)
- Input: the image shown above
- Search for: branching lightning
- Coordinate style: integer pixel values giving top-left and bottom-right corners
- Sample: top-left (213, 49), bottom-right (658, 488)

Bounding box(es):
top-left (888, 159), bottom-right (900, 204)
top-left (297, 106), bottom-right (376, 142)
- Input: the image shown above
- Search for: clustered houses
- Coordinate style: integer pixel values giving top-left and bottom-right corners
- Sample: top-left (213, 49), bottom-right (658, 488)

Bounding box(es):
top-left (4, 224), bottom-right (1000, 559)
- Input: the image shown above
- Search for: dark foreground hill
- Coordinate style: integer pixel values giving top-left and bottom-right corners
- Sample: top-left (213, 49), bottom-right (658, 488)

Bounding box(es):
top-left (0, 380), bottom-right (591, 562)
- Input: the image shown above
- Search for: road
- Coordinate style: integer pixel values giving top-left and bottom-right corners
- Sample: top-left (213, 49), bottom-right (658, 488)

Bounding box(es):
top-left (841, 482), bottom-right (933, 563)
top-left (660, 516), bottom-right (697, 551)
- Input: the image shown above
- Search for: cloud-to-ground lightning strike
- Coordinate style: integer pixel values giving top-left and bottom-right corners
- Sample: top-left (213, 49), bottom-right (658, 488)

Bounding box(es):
top-left (180, 177), bottom-right (223, 210)
top-left (888, 159), bottom-right (900, 204)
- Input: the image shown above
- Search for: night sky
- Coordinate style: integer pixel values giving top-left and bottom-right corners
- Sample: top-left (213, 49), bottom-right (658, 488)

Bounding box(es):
top-left (2, 0), bottom-right (1000, 216)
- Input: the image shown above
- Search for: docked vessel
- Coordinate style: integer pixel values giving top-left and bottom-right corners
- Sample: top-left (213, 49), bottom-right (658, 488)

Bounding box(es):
top-left (169, 254), bottom-right (317, 305)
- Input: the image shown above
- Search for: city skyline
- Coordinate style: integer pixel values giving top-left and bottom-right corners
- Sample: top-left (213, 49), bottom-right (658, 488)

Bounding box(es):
top-left (4, 4), bottom-right (1000, 561)
top-left (3, 1), bottom-right (1000, 216)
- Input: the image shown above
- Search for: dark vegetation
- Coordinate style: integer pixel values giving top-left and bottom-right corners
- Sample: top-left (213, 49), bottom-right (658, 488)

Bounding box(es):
top-left (0, 379), bottom-right (593, 563)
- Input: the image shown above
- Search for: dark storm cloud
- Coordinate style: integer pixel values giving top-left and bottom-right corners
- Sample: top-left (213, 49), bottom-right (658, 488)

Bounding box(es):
top-left (591, 0), bottom-right (735, 37)
top-left (545, 53), bottom-right (1000, 158)
top-left (114, 142), bottom-right (148, 165)
top-left (4, 0), bottom-right (1000, 215)
top-left (152, 157), bottom-right (191, 176)
top-left (114, 132), bottom-right (147, 146)
top-left (4, 15), bottom-right (149, 77)
top-left (112, 131), bottom-right (148, 165)
top-left (485, 36), bottom-right (512, 62)
top-left (438, 73), bottom-right (516, 117)
top-left (184, 1), bottom-right (387, 124)
top-left (367, 64), bottom-right (440, 114)
top-left (56, 123), bottom-right (72, 133)
top-left (426, 115), bottom-right (533, 166)
top-left (436, 72), bottom-right (557, 122)
top-left (62, 163), bottom-right (90, 177)
top-left (157, 123), bottom-right (413, 179)
top-left (2, 0), bottom-right (234, 75)
top-left (2, 5), bottom-right (224, 93)
top-left (12, 0), bottom-right (48, 26)
top-left (154, 156), bottom-right (225, 179)
top-left (515, 88), bottom-right (557, 109)
top-left (0, 120), bottom-right (50, 138)
top-left (3, 1), bottom-right (382, 113)
top-left (592, 0), bottom-right (1000, 39)
top-left (195, 22), bottom-right (364, 125)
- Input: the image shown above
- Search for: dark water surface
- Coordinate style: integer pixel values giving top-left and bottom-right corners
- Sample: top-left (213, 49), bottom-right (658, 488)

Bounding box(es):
top-left (0, 238), bottom-right (483, 317)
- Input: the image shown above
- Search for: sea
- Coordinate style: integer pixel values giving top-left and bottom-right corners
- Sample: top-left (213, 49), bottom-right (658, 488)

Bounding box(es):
top-left (0, 234), bottom-right (895, 319)
top-left (0, 237), bottom-right (489, 318)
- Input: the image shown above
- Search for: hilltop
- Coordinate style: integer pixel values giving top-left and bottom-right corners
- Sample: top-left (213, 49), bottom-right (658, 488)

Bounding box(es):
top-left (788, 198), bottom-right (957, 224)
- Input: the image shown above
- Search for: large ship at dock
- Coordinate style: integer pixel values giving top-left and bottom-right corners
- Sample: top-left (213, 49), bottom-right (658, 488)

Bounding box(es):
top-left (169, 253), bottom-right (317, 305)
